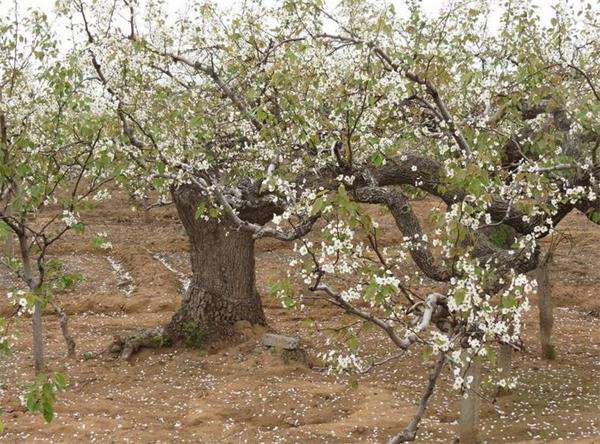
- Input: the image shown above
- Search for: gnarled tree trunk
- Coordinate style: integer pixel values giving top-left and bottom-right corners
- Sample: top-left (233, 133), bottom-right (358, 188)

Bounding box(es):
top-left (165, 185), bottom-right (267, 339)
top-left (114, 185), bottom-right (274, 359)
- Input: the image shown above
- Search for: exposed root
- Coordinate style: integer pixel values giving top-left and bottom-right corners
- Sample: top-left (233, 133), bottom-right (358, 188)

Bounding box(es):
top-left (51, 302), bottom-right (76, 357)
top-left (108, 326), bottom-right (169, 360)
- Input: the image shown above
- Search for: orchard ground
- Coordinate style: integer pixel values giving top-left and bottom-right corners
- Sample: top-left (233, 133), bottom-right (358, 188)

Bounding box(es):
top-left (1, 196), bottom-right (599, 443)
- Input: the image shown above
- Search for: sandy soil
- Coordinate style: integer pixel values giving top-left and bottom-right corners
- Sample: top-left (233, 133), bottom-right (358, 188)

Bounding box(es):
top-left (0, 198), bottom-right (599, 443)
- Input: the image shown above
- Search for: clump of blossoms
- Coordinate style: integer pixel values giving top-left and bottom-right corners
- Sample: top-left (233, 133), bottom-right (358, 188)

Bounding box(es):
top-left (6, 290), bottom-right (35, 316)
top-left (289, 188), bottom-right (536, 376)
top-left (61, 211), bottom-right (79, 228)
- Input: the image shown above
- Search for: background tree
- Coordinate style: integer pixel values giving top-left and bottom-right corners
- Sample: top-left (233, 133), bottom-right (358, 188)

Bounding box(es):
top-left (64, 0), bottom-right (365, 357)
top-left (274, 0), bottom-right (598, 441)
top-left (62, 0), bottom-right (598, 439)
top-left (1, 6), bottom-right (114, 373)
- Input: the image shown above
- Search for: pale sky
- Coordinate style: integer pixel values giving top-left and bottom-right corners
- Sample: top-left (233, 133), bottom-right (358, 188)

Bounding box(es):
top-left (4, 0), bottom-right (560, 29)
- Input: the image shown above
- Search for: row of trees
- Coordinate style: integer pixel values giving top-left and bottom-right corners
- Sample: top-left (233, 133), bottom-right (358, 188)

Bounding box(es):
top-left (2, 0), bottom-right (599, 441)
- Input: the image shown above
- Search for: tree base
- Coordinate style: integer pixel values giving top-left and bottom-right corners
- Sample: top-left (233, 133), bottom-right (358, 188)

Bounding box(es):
top-left (107, 319), bottom-right (268, 360)
top-left (541, 343), bottom-right (556, 360)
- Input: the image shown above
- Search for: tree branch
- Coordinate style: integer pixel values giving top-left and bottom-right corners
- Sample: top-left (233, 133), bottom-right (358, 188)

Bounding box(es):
top-left (388, 353), bottom-right (446, 444)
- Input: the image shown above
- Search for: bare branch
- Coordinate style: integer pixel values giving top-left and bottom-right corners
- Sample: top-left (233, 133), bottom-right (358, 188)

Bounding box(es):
top-left (388, 353), bottom-right (446, 443)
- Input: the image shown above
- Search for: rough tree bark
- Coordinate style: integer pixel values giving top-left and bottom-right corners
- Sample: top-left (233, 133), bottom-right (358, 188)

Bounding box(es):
top-left (113, 185), bottom-right (273, 358)
top-left (164, 185), bottom-right (267, 339)
top-left (537, 251), bottom-right (555, 360)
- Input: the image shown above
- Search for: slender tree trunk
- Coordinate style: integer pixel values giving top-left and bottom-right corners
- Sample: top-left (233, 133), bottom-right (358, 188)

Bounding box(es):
top-left (537, 252), bottom-right (555, 360)
top-left (388, 354), bottom-right (445, 444)
top-left (165, 186), bottom-right (266, 339)
top-left (32, 301), bottom-right (44, 373)
top-left (459, 361), bottom-right (482, 444)
top-left (496, 343), bottom-right (512, 396)
top-left (17, 231), bottom-right (45, 373)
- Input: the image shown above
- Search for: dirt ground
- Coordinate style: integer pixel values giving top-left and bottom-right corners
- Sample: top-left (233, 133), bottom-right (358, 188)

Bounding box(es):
top-left (1, 197), bottom-right (599, 443)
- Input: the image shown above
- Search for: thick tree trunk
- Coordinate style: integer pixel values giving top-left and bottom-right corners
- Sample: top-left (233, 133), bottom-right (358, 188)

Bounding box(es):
top-left (537, 253), bottom-right (555, 360)
top-left (459, 361), bottom-right (482, 444)
top-left (112, 185), bottom-right (273, 359)
top-left (165, 186), bottom-right (266, 340)
top-left (32, 301), bottom-right (44, 374)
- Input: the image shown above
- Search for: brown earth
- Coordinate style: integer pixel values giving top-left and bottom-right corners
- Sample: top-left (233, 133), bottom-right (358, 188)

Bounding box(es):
top-left (0, 197), bottom-right (599, 443)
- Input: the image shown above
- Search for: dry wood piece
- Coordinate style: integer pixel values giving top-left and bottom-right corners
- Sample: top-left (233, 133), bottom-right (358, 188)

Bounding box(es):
top-left (261, 333), bottom-right (300, 350)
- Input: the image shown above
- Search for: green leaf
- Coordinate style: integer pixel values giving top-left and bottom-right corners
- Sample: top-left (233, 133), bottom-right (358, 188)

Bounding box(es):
top-left (501, 295), bottom-right (518, 309)
top-left (371, 152), bottom-right (385, 167)
top-left (42, 403), bottom-right (54, 423)
top-left (347, 334), bottom-right (359, 352)
top-left (208, 207), bottom-right (221, 218)
top-left (53, 373), bottom-right (67, 391)
top-left (589, 211), bottom-right (600, 224)
top-left (453, 289), bottom-right (466, 305)
top-left (72, 222), bottom-right (85, 234)
top-left (256, 107), bottom-right (268, 121)
top-left (421, 345), bottom-right (433, 362)
top-left (194, 202), bottom-right (207, 219)
top-left (311, 197), bottom-right (326, 215)
top-left (24, 372), bottom-right (67, 424)
top-left (489, 225), bottom-right (512, 248)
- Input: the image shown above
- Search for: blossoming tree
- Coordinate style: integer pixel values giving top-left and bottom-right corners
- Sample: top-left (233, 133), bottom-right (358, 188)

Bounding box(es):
top-left (0, 7), bottom-right (114, 375)
top-left (62, 0), bottom-right (598, 440)
top-left (282, 0), bottom-right (599, 441)
top-left (65, 0), bottom-right (360, 357)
